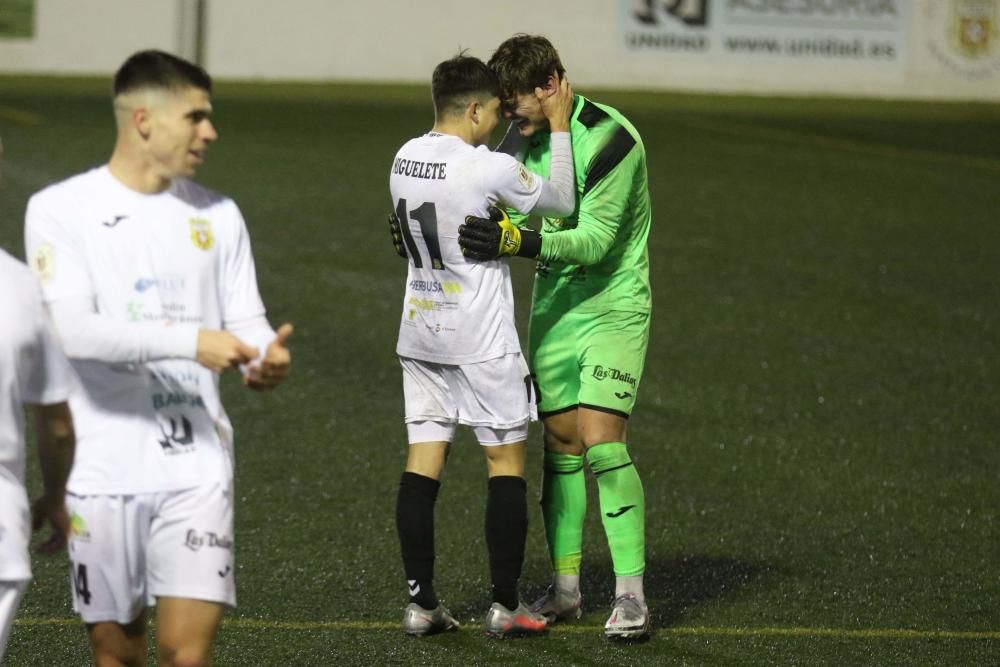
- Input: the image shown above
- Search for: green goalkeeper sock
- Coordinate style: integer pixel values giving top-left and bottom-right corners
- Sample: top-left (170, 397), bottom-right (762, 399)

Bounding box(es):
top-left (540, 450), bottom-right (586, 576)
top-left (587, 442), bottom-right (645, 577)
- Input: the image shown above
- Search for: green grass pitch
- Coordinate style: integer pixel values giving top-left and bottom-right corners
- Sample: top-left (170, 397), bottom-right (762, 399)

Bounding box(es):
top-left (0, 78), bottom-right (998, 665)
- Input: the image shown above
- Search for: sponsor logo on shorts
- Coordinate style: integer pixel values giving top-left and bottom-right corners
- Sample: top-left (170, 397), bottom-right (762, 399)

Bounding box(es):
top-left (70, 512), bottom-right (92, 542)
top-left (592, 365), bottom-right (638, 388)
top-left (184, 529), bottom-right (233, 552)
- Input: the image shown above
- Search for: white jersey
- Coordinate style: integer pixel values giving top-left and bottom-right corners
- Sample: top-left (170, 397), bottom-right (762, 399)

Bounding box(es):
top-left (0, 249), bottom-right (74, 580)
top-left (24, 166), bottom-right (269, 495)
top-left (391, 133), bottom-right (544, 364)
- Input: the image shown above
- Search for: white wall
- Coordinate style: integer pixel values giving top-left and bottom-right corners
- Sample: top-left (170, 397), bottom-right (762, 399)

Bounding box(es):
top-left (1, 0), bottom-right (998, 101)
top-left (0, 0), bottom-right (180, 72)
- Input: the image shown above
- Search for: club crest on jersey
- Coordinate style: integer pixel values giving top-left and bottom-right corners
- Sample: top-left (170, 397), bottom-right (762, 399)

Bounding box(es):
top-left (189, 218), bottom-right (214, 250)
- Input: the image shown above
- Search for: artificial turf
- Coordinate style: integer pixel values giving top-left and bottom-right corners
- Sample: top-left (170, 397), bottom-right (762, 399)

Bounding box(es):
top-left (1, 77), bottom-right (997, 665)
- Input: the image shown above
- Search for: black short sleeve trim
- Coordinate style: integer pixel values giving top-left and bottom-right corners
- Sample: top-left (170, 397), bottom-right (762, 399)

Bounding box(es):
top-left (582, 127), bottom-right (637, 197)
top-left (577, 100), bottom-right (610, 129)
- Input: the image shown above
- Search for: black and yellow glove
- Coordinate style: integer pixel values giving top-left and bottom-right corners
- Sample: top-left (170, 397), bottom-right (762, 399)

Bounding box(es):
top-left (458, 205), bottom-right (541, 261)
top-left (388, 211), bottom-right (408, 259)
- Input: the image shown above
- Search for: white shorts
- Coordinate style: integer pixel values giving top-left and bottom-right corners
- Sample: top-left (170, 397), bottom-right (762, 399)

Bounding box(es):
top-left (401, 353), bottom-right (537, 446)
top-left (0, 581), bottom-right (28, 662)
top-left (66, 479), bottom-right (235, 625)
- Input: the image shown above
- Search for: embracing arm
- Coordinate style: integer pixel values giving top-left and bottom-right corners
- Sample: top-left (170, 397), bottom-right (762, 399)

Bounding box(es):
top-left (530, 132), bottom-right (575, 218)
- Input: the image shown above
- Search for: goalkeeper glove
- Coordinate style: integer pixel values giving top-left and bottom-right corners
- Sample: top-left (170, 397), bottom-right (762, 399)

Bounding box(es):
top-left (458, 205), bottom-right (541, 261)
top-left (388, 211), bottom-right (408, 259)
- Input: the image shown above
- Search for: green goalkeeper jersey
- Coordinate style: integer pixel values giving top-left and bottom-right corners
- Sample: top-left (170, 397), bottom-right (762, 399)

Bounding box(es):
top-left (514, 95), bottom-right (652, 316)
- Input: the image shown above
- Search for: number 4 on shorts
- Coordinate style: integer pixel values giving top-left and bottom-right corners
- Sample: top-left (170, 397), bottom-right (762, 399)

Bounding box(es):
top-left (72, 562), bottom-right (93, 605)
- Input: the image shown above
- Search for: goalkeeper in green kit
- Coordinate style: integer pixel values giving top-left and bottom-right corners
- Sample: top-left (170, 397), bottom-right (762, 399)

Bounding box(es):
top-left (458, 34), bottom-right (652, 640)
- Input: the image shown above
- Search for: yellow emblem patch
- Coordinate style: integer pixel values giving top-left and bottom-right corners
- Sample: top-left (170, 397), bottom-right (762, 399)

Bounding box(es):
top-left (517, 164), bottom-right (535, 191)
top-left (189, 218), bottom-right (214, 250)
top-left (31, 244), bottom-right (55, 282)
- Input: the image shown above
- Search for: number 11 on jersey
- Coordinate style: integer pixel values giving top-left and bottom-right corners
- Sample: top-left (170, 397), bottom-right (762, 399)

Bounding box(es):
top-left (395, 199), bottom-right (445, 270)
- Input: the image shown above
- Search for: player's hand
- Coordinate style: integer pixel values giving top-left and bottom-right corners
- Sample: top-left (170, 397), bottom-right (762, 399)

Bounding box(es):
top-left (537, 72), bottom-right (573, 133)
top-left (388, 211), bottom-right (408, 259)
top-left (31, 494), bottom-right (70, 555)
top-left (459, 205), bottom-right (521, 261)
top-left (459, 205), bottom-right (541, 261)
top-left (244, 323), bottom-right (293, 391)
top-left (196, 329), bottom-right (258, 372)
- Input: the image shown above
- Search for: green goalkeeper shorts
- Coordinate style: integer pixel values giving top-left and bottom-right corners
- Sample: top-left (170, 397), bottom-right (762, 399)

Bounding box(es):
top-left (528, 308), bottom-right (650, 418)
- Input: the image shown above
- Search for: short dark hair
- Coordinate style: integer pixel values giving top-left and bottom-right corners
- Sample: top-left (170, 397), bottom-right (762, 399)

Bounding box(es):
top-left (488, 34), bottom-right (565, 102)
top-left (113, 50), bottom-right (212, 97)
top-left (431, 54), bottom-right (500, 117)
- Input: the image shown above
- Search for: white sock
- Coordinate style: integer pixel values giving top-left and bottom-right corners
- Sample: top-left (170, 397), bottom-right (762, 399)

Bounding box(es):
top-left (615, 574), bottom-right (645, 604)
top-left (554, 573), bottom-right (580, 594)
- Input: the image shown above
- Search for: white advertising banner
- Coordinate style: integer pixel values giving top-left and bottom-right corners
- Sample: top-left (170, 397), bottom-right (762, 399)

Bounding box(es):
top-left (621, 0), bottom-right (910, 70)
top-left (0, 0), bottom-right (997, 100)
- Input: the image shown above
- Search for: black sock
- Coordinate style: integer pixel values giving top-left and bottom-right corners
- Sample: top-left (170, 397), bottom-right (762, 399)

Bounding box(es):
top-left (485, 475), bottom-right (528, 611)
top-left (396, 471), bottom-right (440, 610)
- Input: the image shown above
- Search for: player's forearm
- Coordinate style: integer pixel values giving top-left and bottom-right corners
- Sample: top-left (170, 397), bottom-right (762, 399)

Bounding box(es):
top-left (539, 212), bottom-right (617, 266)
top-left (49, 297), bottom-right (199, 363)
top-left (538, 146), bottom-right (638, 265)
top-left (531, 132), bottom-right (576, 218)
top-left (34, 402), bottom-right (75, 502)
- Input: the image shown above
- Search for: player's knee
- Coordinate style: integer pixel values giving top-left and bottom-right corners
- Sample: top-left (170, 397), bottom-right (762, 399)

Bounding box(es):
top-left (92, 648), bottom-right (145, 667)
top-left (88, 622), bottom-right (146, 667)
top-left (578, 414), bottom-right (627, 449)
top-left (544, 428), bottom-right (583, 455)
top-left (158, 644), bottom-right (212, 667)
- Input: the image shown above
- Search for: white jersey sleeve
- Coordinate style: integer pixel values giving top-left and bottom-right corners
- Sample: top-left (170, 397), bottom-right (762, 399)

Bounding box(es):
top-left (216, 200), bottom-right (275, 356)
top-left (24, 192), bottom-right (93, 302)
